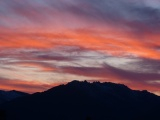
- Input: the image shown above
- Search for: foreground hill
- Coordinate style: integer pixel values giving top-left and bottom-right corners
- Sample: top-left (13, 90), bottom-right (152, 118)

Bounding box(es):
top-left (1, 80), bottom-right (160, 120)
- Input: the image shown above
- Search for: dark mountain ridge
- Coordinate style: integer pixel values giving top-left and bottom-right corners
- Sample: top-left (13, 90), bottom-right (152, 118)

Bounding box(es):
top-left (0, 80), bottom-right (160, 120)
top-left (0, 90), bottom-right (29, 105)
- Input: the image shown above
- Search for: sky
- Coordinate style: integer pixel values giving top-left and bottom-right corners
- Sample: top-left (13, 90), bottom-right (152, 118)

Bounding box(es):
top-left (0, 0), bottom-right (160, 95)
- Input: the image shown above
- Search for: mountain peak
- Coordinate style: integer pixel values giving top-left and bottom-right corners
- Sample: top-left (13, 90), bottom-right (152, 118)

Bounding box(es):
top-left (66, 80), bottom-right (131, 91)
top-left (46, 80), bottom-right (158, 102)
top-left (1, 80), bottom-right (160, 120)
top-left (67, 80), bottom-right (89, 86)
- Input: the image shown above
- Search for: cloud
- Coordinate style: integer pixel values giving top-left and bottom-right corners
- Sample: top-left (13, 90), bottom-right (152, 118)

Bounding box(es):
top-left (1, 0), bottom-right (160, 34)
top-left (11, 61), bottom-right (56, 72)
top-left (0, 0), bottom-right (160, 95)
top-left (1, 31), bottom-right (160, 60)
top-left (59, 63), bottom-right (160, 81)
top-left (0, 77), bottom-right (60, 93)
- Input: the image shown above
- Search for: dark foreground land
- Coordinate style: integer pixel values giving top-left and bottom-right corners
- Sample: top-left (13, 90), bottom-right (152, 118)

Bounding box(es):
top-left (0, 80), bottom-right (160, 120)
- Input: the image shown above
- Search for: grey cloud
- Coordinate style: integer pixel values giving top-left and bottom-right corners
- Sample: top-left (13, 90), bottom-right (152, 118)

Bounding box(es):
top-left (1, 0), bottom-right (160, 33)
top-left (59, 61), bottom-right (160, 82)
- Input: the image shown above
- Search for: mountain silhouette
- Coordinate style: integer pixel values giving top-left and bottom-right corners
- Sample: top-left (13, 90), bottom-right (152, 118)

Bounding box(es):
top-left (0, 90), bottom-right (28, 120)
top-left (0, 80), bottom-right (160, 120)
top-left (0, 90), bottom-right (29, 105)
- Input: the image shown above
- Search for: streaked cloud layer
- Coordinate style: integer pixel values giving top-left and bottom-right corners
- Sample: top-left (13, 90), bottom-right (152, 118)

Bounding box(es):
top-left (0, 0), bottom-right (160, 95)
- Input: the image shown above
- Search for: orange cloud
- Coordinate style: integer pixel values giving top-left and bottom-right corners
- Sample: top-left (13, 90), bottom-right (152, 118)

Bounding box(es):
top-left (1, 29), bottom-right (160, 60)
top-left (13, 62), bottom-right (56, 72)
top-left (0, 78), bottom-right (61, 93)
top-left (125, 81), bottom-right (160, 96)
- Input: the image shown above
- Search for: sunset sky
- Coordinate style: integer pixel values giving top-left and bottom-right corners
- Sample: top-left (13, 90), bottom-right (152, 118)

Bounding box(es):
top-left (0, 0), bottom-right (160, 95)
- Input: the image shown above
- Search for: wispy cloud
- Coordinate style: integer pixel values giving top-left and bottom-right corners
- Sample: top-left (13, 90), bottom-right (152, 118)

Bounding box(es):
top-left (0, 77), bottom-right (60, 93)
